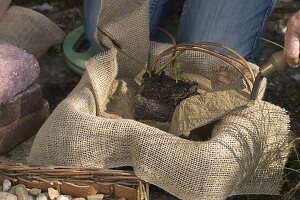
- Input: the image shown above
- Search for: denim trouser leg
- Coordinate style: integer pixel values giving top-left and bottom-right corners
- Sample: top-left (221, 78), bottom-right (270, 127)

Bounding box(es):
top-left (149, 0), bottom-right (174, 39)
top-left (83, 0), bottom-right (103, 52)
top-left (83, 0), bottom-right (173, 50)
top-left (83, 0), bottom-right (275, 60)
top-left (176, 0), bottom-right (276, 60)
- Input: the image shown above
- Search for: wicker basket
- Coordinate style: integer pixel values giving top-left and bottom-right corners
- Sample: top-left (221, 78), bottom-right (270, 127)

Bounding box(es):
top-left (0, 160), bottom-right (149, 200)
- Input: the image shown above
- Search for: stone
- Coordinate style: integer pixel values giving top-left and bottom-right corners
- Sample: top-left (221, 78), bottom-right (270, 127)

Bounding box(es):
top-left (8, 185), bottom-right (17, 195)
top-left (27, 195), bottom-right (35, 200)
top-left (57, 195), bottom-right (70, 200)
top-left (36, 194), bottom-right (47, 200)
top-left (0, 192), bottom-right (17, 200)
top-left (86, 194), bottom-right (104, 200)
top-left (15, 184), bottom-right (29, 200)
top-left (48, 188), bottom-right (59, 200)
top-left (28, 188), bottom-right (41, 196)
top-left (2, 179), bottom-right (11, 192)
top-left (0, 83), bottom-right (42, 127)
top-left (18, 83), bottom-right (43, 117)
top-left (0, 100), bottom-right (49, 154)
top-left (0, 42), bottom-right (39, 105)
top-left (64, 195), bottom-right (73, 200)
top-left (40, 192), bottom-right (49, 199)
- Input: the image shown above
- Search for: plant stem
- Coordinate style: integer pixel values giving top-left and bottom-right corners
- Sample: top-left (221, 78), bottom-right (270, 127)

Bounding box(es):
top-left (261, 38), bottom-right (285, 50)
top-left (149, 44), bottom-right (253, 92)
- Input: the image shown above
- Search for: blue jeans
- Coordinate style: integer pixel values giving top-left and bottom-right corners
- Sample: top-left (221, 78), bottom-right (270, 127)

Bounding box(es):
top-left (84, 0), bottom-right (275, 61)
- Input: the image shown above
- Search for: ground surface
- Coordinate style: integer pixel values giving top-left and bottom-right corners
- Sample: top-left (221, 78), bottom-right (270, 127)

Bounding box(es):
top-left (1, 0), bottom-right (300, 199)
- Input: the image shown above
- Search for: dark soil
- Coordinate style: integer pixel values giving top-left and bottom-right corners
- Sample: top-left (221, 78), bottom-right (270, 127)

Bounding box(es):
top-left (134, 72), bottom-right (197, 122)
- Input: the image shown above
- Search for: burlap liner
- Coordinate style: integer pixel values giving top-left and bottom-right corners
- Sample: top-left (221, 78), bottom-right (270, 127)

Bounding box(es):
top-left (28, 1), bottom-right (290, 199)
top-left (0, 6), bottom-right (65, 58)
top-left (28, 44), bottom-right (290, 199)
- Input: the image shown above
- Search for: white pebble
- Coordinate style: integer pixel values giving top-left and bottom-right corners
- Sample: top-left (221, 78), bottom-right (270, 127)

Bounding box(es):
top-left (36, 196), bottom-right (47, 200)
top-left (291, 74), bottom-right (300, 81)
top-left (65, 195), bottom-right (73, 200)
top-left (15, 185), bottom-right (29, 200)
top-left (86, 194), bottom-right (104, 200)
top-left (27, 195), bottom-right (34, 200)
top-left (8, 186), bottom-right (17, 195)
top-left (0, 192), bottom-right (17, 200)
top-left (28, 188), bottom-right (41, 196)
top-left (48, 188), bottom-right (59, 200)
top-left (57, 195), bottom-right (70, 200)
top-left (2, 179), bottom-right (12, 192)
top-left (36, 193), bottom-right (48, 200)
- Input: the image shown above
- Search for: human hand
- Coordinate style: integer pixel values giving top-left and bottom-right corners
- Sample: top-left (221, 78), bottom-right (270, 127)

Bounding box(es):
top-left (284, 10), bottom-right (300, 67)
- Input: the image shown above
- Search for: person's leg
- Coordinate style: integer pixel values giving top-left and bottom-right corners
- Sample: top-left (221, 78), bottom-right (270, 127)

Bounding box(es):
top-left (83, 0), bottom-right (174, 52)
top-left (83, 0), bottom-right (103, 52)
top-left (149, 0), bottom-right (174, 39)
top-left (176, 0), bottom-right (276, 61)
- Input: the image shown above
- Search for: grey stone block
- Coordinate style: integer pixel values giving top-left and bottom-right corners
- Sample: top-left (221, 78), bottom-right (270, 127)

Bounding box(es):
top-left (0, 83), bottom-right (42, 127)
top-left (0, 100), bottom-right (49, 154)
top-left (0, 42), bottom-right (39, 105)
top-left (19, 83), bottom-right (42, 116)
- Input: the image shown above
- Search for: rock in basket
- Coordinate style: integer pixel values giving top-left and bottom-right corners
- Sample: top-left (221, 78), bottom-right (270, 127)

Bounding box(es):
top-left (0, 160), bottom-right (149, 200)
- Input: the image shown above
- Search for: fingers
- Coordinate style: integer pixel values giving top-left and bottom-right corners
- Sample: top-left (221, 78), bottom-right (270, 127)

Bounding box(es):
top-left (284, 10), bottom-right (300, 68)
top-left (285, 30), bottom-right (300, 67)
